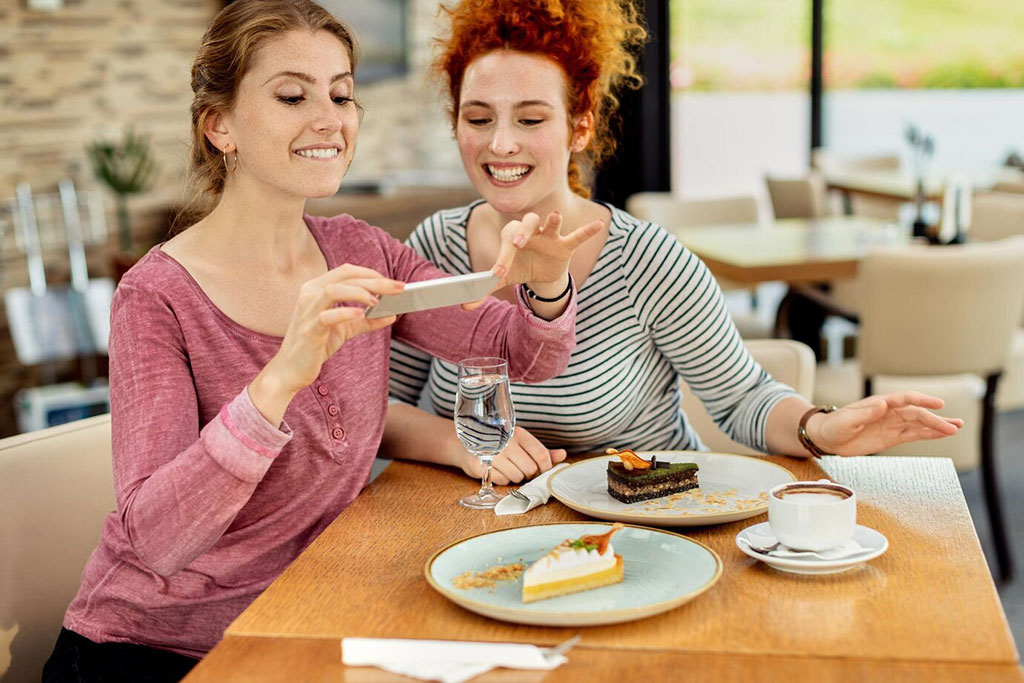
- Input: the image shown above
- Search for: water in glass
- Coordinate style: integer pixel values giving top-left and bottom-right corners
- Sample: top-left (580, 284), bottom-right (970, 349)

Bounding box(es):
top-left (455, 358), bottom-right (514, 509)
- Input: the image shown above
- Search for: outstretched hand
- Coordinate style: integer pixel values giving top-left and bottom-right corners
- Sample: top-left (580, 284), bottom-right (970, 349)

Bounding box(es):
top-left (811, 391), bottom-right (963, 456)
top-left (490, 211), bottom-right (603, 288)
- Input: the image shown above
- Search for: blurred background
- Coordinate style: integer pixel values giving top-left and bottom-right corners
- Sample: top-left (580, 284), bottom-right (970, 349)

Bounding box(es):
top-left (0, 0), bottom-right (1022, 437)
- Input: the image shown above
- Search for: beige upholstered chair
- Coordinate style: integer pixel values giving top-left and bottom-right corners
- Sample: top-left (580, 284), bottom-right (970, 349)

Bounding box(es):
top-left (811, 151), bottom-right (903, 219)
top-left (0, 414), bottom-right (114, 681)
top-left (626, 193), bottom-right (771, 339)
top-left (681, 339), bottom-right (815, 456)
top-left (814, 238), bottom-right (1024, 581)
top-left (968, 191), bottom-right (1024, 411)
top-left (765, 173), bottom-right (829, 220)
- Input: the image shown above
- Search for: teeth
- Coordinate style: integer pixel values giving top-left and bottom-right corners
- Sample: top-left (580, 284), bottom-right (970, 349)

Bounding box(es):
top-left (295, 148), bottom-right (339, 159)
top-left (487, 165), bottom-right (530, 182)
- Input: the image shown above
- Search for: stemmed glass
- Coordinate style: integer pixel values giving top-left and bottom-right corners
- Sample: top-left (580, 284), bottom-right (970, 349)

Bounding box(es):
top-left (454, 357), bottom-right (515, 509)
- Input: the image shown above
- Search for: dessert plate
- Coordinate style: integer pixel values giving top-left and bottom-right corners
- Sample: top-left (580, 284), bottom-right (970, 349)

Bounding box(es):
top-left (548, 452), bottom-right (796, 527)
top-left (425, 522), bottom-right (721, 626)
top-left (735, 521), bottom-right (889, 575)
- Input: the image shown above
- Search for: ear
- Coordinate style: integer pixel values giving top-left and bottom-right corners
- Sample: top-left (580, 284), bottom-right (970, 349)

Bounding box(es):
top-left (570, 111), bottom-right (594, 153)
top-left (203, 110), bottom-right (233, 153)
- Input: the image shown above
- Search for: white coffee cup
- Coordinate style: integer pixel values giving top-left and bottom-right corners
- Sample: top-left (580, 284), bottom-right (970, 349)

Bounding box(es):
top-left (768, 479), bottom-right (856, 551)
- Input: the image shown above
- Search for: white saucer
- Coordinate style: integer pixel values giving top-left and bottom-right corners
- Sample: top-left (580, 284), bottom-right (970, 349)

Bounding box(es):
top-left (735, 522), bottom-right (889, 575)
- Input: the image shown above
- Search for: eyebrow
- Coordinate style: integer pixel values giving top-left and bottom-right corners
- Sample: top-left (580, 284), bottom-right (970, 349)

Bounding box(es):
top-left (460, 99), bottom-right (555, 109)
top-left (262, 71), bottom-right (353, 86)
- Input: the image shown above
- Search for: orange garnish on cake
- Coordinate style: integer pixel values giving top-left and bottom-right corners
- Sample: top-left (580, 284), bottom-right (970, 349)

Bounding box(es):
top-left (577, 523), bottom-right (625, 555)
top-left (606, 447), bottom-right (651, 471)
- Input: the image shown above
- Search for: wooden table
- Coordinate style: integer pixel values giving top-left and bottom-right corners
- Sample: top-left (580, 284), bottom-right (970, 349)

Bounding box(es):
top-left (185, 455), bottom-right (1021, 682)
top-left (668, 216), bottom-right (910, 286)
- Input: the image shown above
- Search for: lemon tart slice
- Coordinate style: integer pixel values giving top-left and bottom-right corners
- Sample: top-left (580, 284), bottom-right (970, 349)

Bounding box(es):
top-left (522, 524), bottom-right (624, 603)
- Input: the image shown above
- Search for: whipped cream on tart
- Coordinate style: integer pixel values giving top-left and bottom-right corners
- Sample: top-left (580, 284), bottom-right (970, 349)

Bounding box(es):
top-left (522, 524), bottom-right (625, 603)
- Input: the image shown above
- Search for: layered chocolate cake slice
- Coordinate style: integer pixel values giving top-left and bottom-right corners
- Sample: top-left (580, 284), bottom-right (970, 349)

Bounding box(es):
top-left (606, 448), bottom-right (698, 503)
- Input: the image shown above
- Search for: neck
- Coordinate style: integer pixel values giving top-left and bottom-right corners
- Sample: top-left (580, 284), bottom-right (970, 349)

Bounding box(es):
top-left (193, 179), bottom-right (314, 274)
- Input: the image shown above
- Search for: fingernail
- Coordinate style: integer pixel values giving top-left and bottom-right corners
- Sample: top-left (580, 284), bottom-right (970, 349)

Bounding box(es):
top-left (493, 265), bottom-right (506, 278)
top-left (552, 211), bottom-right (561, 218)
top-left (513, 234), bottom-right (525, 247)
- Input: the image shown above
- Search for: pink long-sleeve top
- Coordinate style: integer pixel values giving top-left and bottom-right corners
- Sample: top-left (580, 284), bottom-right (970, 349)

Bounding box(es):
top-left (63, 213), bottom-right (576, 658)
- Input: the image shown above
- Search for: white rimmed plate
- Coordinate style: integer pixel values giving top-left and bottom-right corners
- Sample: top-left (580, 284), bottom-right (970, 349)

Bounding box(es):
top-left (425, 522), bottom-right (722, 626)
top-left (547, 452), bottom-right (796, 527)
top-left (735, 522), bottom-right (889, 575)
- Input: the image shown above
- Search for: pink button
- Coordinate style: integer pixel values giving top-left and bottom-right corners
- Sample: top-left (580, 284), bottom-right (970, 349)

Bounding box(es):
top-left (327, 405), bottom-right (339, 416)
top-left (331, 427), bottom-right (344, 440)
top-left (317, 385), bottom-right (329, 396)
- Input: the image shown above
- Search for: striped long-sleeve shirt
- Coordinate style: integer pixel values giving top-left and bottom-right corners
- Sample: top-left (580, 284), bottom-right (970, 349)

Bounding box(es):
top-left (389, 201), bottom-right (797, 454)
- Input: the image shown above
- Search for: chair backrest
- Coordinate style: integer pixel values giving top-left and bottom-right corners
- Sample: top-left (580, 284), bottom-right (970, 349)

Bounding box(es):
top-left (625, 193), bottom-right (759, 228)
top-left (969, 191), bottom-right (1024, 243)
top-left (681, 339), bottom-right (815, 455)
top-left (0, 414), bottom-right (114, 681)
top-left (858, 238), bottom-right (1024, 378)
top-left (765, 173), bottom-right (828, 219)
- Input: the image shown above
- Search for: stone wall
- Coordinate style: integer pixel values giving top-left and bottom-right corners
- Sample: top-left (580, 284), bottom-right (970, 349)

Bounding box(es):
top-left (0, 0), bottom-right (463, 436)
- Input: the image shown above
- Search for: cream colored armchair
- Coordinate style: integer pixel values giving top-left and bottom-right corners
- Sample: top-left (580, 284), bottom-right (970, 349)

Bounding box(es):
top-left (765, 173), bottom-right (829, 219)
top-left (682, 339), bottom-right (815, 456)
top-left (0, 414), bottom-right (114, 681)
top-left (814, 238), bottom-right (1024, 581)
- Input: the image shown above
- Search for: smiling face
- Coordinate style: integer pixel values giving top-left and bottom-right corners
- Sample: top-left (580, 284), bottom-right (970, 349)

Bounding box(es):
top-left (208, 29), bottom-right (359, 201)
top-left (456, 50), bottom-right (591, 219)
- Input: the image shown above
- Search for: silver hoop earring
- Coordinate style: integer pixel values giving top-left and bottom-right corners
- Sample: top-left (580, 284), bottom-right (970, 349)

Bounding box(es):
top-left (223, 150), bottom-right (238, 173)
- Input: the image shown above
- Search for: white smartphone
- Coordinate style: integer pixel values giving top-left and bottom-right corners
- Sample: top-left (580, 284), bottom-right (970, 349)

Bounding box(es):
top-left (365, 271), bottom-right (500, 319)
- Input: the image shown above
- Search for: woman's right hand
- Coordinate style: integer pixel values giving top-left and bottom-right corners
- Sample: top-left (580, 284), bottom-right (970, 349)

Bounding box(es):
top-left (250, 265), bottom-right (404, 424)
top-left (459, 425), bottom-right (567, 485)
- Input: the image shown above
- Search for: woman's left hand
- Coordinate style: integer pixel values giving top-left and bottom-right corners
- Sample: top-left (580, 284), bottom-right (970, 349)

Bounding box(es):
top-left (490, 211), bottom-right (603, 287)
top-left (809, 391), bottom-right (963, 456)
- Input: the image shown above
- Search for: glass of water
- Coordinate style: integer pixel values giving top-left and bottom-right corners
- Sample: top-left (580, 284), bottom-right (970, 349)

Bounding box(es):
top-left (455, 357), bottom-right (515, 509)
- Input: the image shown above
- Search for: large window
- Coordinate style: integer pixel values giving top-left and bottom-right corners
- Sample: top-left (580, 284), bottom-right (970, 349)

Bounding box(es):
top-left (671, 1), bottom-right (811, 198)
top-left (822, 0), bottom-right (1024, 180)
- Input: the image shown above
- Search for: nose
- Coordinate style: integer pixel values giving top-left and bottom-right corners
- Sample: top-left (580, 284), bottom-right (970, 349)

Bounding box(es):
top-left (311, 95), bottom-right (342, 134)
top-left (488, 121), bottom-right (519, 157)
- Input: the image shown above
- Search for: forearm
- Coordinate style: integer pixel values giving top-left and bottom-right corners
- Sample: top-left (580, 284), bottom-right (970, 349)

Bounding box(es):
top-left (764, 395), bottom-right (822, 457)
top-left (380, 402), bottom-right (465, 466)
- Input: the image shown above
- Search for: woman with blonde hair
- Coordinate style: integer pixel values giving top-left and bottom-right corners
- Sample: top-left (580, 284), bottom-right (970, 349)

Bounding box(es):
top-left (383, 0), bottom-right (961, 484)
top-left (43, 1), bottom-right (598, 679)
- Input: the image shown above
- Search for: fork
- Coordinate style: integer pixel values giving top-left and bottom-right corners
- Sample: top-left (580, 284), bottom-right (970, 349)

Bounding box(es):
top-left (509, 487), bottom-right (530, 502)
top-left (542, 634), bottom-right (581, 659)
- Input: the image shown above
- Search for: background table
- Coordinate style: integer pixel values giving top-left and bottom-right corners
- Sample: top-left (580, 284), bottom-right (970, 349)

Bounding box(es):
top-left (667, 216), bottom-right (909, 286)
top-left (184, 455), bottom-right (1021, 681)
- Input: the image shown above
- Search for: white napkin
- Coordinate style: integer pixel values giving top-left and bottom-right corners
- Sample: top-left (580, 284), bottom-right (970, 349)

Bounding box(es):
top-left (341, 638), bottom-right (568, 683)
top-left (494, 463), bottom-right (569, 516)
top-left (744, 528), bottom-right (867, 560)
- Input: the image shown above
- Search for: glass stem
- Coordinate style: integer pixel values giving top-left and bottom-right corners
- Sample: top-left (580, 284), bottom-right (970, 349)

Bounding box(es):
top-left (480, 458), bottom-right (494, 494)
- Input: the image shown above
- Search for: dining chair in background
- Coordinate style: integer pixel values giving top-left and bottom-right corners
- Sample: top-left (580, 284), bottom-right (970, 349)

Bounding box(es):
top-left (764, 172), bottom-right (829, 220)
top-left (0, 414), bottom-right (114, 681)
top-left (626, 192), bottom-right (773, 339)
top-left (813, 237), bottom-right (1024, 581)
top-left (969, 191), bottom-right (1024, 412)
top-left (811, 150), bottom-right (904, 219)
top-left (681, 339), bottom-right (816, 456)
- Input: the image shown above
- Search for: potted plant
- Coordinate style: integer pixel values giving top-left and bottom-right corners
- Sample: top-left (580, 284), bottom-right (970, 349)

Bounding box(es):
top-left (87, 128), bottom-right (158, 277)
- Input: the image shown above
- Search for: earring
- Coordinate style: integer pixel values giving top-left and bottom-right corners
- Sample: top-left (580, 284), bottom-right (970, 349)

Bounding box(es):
top-left (223, 149), bottom-right (238, 173)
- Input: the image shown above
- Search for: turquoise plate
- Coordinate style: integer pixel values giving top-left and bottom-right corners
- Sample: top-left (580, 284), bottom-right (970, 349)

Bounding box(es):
top-left (425, 522), bottom-right (722, 626)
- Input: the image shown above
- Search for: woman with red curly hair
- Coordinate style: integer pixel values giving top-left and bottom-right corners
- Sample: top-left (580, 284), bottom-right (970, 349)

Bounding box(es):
top-left (383, 0), bottom-right (961, 489)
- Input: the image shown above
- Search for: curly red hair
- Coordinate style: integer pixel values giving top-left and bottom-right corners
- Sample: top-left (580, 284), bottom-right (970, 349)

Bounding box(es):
top-left (436, 0), bottom-right (647, 197)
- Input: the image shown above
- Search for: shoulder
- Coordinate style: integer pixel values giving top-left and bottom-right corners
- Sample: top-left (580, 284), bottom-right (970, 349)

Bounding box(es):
top-left (605, 205), bottom-right (692, 270)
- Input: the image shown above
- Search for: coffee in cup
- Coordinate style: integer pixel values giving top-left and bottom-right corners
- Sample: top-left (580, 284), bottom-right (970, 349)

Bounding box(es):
top-left (768, 480), bottom-right (856, 551)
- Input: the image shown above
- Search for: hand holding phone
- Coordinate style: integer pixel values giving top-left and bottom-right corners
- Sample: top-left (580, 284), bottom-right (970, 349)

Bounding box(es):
top-left (365, 271), bottom-right (499, 319)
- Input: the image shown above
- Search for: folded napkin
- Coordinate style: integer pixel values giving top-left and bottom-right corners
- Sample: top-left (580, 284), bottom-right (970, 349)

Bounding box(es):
top-left (494, 463), bottom-right (569, 516)
top-left (744, 529), bottom-right (867, 560)
top-left (341, 638), bottom-right (568, 683)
